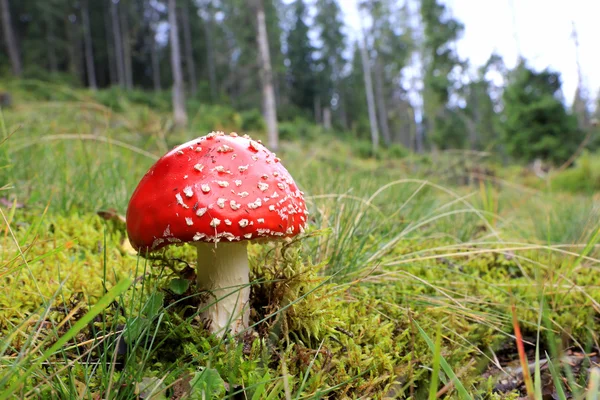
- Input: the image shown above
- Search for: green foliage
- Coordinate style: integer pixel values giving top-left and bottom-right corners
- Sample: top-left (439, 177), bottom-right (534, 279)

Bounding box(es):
top-left (421, 0), bottom-right (465, 149)
top-left (239, 109), bottom-right (266, 132)
top-left (501, 60), bottom-right (583, 165)
top-left (549, 152), bottom-right (600, 193)
top-left (286, 0), bottom-right (318, 113)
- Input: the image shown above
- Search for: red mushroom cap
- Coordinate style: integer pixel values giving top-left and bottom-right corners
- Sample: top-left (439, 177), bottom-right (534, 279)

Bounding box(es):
top-left (126, 131), bottom-right (308, 253)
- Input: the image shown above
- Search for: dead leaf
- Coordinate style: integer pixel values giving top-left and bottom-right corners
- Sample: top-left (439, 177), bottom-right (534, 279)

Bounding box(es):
top-left (97, 208), bottom-right (126, 224)
top-left (0, 197), bottom-right (24, 209)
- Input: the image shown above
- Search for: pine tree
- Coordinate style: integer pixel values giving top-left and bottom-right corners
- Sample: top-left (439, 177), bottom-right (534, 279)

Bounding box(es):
top-left (314, 0), bottom-right (346, 126)
top-left (501, 60), bottom-right (582, 165)
top-left (286, 0), bottom-right (317, 116)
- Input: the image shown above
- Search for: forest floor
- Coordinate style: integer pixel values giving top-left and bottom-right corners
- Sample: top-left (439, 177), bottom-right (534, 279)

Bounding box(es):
top-left (1, 81), bottom-right (599, 399)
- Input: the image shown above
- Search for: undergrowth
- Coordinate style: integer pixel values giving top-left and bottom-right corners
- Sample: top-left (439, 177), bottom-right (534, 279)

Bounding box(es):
top-left (1, 81), bottom-right (600, 398)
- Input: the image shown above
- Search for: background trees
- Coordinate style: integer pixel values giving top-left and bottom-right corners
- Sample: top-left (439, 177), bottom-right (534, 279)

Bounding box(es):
top-left (0, 0), bottom-right (595, 167)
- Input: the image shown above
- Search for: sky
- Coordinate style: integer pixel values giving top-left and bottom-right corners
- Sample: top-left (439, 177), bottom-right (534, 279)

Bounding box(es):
top-left (338, 0), bottom-right (600, 110)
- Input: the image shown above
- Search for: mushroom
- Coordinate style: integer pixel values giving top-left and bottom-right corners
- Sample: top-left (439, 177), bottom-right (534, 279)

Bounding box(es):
top-left (125, 131), bottom-right (308, 336)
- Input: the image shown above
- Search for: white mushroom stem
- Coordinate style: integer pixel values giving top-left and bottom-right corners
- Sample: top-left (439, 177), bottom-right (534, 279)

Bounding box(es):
top-left (194, 241), bottom-right (250, 337)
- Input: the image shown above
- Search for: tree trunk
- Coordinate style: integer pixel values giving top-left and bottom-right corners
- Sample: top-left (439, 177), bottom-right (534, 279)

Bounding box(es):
top-left (111, 0), bottom-right (126, 87)
top-left (180, 0), bottom-right (197, 96)
top-left (65, 14), bottom-right (83, 84)
top-left (120, 3), bottom-right (133, 89)
top-left (374, 60), bottom-right (391, 146)
top-left (252, 0), bottom-right (278, 151)
top-left (44, 8), bottom-right (58, 72)
top-left (314, 96), bottom-right (322, 124)
top-left (168, 0), bottom-right (188, 127)
top-left (359, 31), bottom-right (379, 152)
top-left (323, 107), bottom-right (332, 130)
top-left (104, 2), bottom-right (116, 85)
top-left (147, 0), bottom-right (161, 91)
top-left (150, 30), bottom-right (161, 91)
top-left (200, 1), bottom-right (217, 101)
top-left (1, 0), bottom-right (21, 76)
top-left (338, 87), bottom-right (349, 130)
top-left (81, 0), bottom-right (97, 90)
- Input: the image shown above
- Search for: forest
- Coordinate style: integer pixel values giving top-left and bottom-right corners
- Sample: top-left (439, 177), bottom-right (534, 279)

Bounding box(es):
top-left (2, 0), bottom-right (597, 161)
top-left (1, 0), bottom-right (600, 398)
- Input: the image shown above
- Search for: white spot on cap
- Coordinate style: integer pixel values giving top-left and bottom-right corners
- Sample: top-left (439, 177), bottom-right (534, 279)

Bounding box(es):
top-left (244, 233), bottom-right (252, 239)
top-left (239, 219), bottom-right (249, 228)
top-left (201, 184), bottom-right (211, 193)
top-left (217, 198), bottom-right (226, 208)
top-left (252, 156), bottom-right (259, 161)
top-left (177, 150), bottom-right (184, 155)
top-left (210, 218), bottom-right (221, 227)
top-left (257, 218), bottom-right (265, 224)
top-left (238, 165), bottom-right (248, 172)
top-left (273, 172), bottom-right (279, 177)
top-left (216, 181), bottom-right (229, 188)
top-left (224, 219), bottom-right (232, 226)
top-left (217, 145), bottom-right (234, 153)
top-left (234, 180), bottom-right (242, 186)
top-left (277, 183), bottom-right (286, 190)
top-left (249, 141), bottom-right (260, 151)
top-left (195, 147), bottom-right (202, 152)
top-left (230, 132), bottom-right (238, 137)
top-left (185, 217), bottom-right (193, 226)
top-left (194, 163), bottom-right (204, 172)
top-left (193, 232), bottom-right (206, 241)
top-left (238, 191), bottom-right (249, 198)
top-left (176, 193), bottom-right (189, 208)
top-left (286, 226), bottom-right (294, 234)
top-left (261, 174), bottom-right (269, 179)
top-left (248, 199), bottom-right (262, 209)
top-left (196, 207), bottom-right (207, 217)
top-left (230, 200), bottom-right (241, 210)
top-left (258, 182), bottom-right (269, 192)
top-left (163, 225), bottom-right (171, 237)
top-left (183, 186), bottom-right (193, 198)
top-left (269, 205), bottom-right (275, 211)
top-left (271, 192), bottom-right (279, 198)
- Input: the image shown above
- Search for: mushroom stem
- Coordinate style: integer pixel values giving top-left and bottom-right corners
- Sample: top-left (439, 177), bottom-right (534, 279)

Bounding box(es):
top-left (194, 241), bottom-right (250, 336)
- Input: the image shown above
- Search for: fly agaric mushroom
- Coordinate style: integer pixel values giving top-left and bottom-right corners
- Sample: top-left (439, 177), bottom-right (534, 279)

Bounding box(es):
top-left (126, 131), bottom-right (308, 336)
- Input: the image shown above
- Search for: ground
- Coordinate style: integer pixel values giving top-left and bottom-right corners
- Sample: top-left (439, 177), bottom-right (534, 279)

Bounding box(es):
top-left (0, 80), bottom-right (599, 398)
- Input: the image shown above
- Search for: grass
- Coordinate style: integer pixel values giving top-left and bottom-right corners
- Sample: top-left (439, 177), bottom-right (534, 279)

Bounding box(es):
top-left (1, 81), bottom-right (600, 398)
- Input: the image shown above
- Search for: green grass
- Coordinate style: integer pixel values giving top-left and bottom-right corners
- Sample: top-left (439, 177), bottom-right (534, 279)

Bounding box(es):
top-left (1, 81), bottom-right (600, 398)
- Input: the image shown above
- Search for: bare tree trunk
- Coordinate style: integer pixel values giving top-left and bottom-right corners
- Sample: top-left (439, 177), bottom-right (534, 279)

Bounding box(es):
top-left (104, 2), bottom-right (116, 85)
top-left (314, 97), bottom-right (322, 124)
top-left (323, 107), bottom-right (332, 130)
top-left (374, 60), bottom-right (391, 146)
top-left (44, 8), bottom-right (58, 72)
top-left (180, 0), bottom-right (197, 96)
top-left (66, 15), bottom-right (84, 84)
top-left (0, 0), bottom-right (21, 76)
top-left (338, 88), bottom-right (349, 130)
top-left (359, 30), bottom-right (379, 152)
top-left (81, 0), bottom-right (97, 90)
top-left (251, 0), bottom-right (278, 151)
top-left (120, 3), bottom-right (133, 89)
top-left (201, 1), bottom-right (217, 101)
top-left (147, 0), bottom-right (161, 91)
top-left (168, 0), bottom-right (188, 127)
top-left (111, 0), bottom-right (126, 87)
top-left (150, 32), bottom-right (161, 91)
